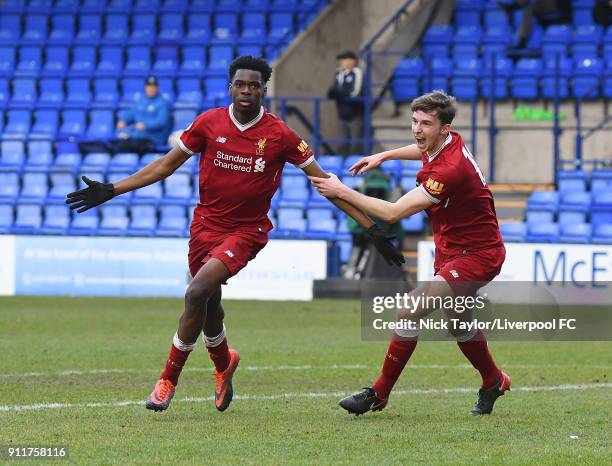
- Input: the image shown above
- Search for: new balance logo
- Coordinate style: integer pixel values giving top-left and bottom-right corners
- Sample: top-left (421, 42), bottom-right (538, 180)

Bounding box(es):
top-left (450, 270), bottom-right (459, 278)
top-left (254, 157), bottom-right (266, 173)
top-left (225, 250), bottom-right (234, 258)
top-left (216, 137), bottom-right (227, 143)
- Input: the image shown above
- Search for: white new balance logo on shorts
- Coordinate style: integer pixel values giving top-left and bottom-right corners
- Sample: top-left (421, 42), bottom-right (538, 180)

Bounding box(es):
top-left (254, 157), bottom-right (266, 173)
top-left (216, 137), bottom-right (227, 143)
top-left (225, 250), bottom-right (234, 258)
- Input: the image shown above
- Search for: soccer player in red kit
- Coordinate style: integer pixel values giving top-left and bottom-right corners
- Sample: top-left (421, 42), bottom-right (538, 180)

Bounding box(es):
top-left (310, 90), bottom-right (511, 416)
top-left (66, 56), bottom-right (404, 413)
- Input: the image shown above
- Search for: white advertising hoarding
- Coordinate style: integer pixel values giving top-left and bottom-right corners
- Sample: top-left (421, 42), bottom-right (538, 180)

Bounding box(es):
top-left (0, 235), bottom-right (16, 296)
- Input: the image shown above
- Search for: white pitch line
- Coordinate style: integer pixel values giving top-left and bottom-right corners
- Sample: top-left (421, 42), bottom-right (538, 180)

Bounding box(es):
top-left (2, 363), bottom-right (611, 379)
top-left (1, 383), bottom-right (610, 412)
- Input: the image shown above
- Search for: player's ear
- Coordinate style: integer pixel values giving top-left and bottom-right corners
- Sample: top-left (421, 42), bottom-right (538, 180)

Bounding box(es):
top-left (263, 85), bottom-right (267, 97)
top-left (441, 123), bottom-right (451, 135)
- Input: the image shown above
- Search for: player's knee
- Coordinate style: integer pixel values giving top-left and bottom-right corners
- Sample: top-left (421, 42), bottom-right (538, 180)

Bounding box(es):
top-left (185, 280), bottom-right (216, 305)
top-left (450, 326), bottom-right (477, 342)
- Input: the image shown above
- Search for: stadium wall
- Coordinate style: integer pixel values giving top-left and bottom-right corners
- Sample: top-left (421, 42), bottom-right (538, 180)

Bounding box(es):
top-left (0, 236), bottom-right (327, 300)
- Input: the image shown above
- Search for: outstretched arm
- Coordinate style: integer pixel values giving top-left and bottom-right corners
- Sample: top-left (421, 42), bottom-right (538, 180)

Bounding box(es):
top-left (349, 144), bottom-right (421, 176)
top-left (66, 146), bottom-right (191, 212)
top-left (309, 173), bottom-right (433, 224)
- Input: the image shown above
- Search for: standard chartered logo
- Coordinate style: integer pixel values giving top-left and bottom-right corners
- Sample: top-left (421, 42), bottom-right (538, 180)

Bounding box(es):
top-left (254, 157), bottom-right (266, 173)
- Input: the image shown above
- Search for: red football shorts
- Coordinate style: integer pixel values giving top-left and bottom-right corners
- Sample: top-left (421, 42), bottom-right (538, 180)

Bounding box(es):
top-left (188, 217), bottom-right (269, 278)
top-left (434, 245), bottom-right (506, 296)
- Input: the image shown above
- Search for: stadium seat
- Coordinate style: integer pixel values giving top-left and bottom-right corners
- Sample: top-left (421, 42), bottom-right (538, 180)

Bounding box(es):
top-left (526, 222), bottom-right (559, 243)
top-left (306, 208), bottom-right (334, 223)
top-left (81, 152), bottom-right (111, 172)
top-left (590, 169), bottom-right (612, 191)
top-left (559, 222), bottom-right (592, 244)
top-left (20, 172), bottom-right (48, 203)
top-left (103, 14), bottom-right (129, 45)
top-left (28, 0), bottom-right (53, 14)
top-left (208, 45), bottom-right (234, 71)
top-left (0, 204), bottom-right (13, 233)
top-left (96, 46), bottom-right (124, 77)
top-left (281, 174), bottom-right (307, 190)
top-left (85, 110), bottom-right (114, 140)
top-left (454, 0), bottom-right (482, 27)
top-left (557, 170), bottom-right (587, 192)
top-left (48, 171), bottom-right (77, 202)
top-left (591, 191), bottom-right (612, 229)
top-left (92, 78), bottom-right (119, 108)
top-left (240, 12), bottom-right (267, 45)
top-left (22, 15), bottom-right (48, 45)
top-left (11, 203), bottom-right (43, 234)
top-left (0, 47), bottom-right (15, 76)
top-left (132, 182), bottom-right (164, 205)
top-left (511, 58), bottom-right (542, 100)
top-left (422, 24), bottom-right (453, 57)
top-left (163, 172), bottom-right (192, 205)
top-left (591, 224), bottom-right (612, 244)
top-left (541, 24), bottom-right (572, 58)
top-left (0, 173), bottom-right (19, 203)
top-left (307, 218), bottom-right (337, 239)
top-left (107, 0), bottom-right (133, 13)
top-left (42, 46), bottom-right (69, 77)
top-left (205, 77), bottom-right (229, 104)
top-left (31, 109), bottom-right (59, 139)
top-left (48, 14), bottom-right (75, 45)
top-left (526, 208), bottom-right (554, 225)
top-left (212, 13), bottom-right (239, 43)
top-left (120, 78), bottom-right (144, 106)
top-left (558, 191), bottom-right (590, 224)
top-left (541, 56), bottom-right (572, 99)
top-left (98, 205), bottom-right (129, 236)
top-left (24, 140), bottom-right (53, 172)
top-left (401, 211), bottom-right (426, 233)
top-left (184, 13), bottom-right (212, 45)
top-left (0, 14), bottom-right (21, 45)
top-left (172, 109), bottom-right (197, 132)
top-left (572, 57), bottom-right (603, 99)
top-left (451, 58), bottom-right (481, 101)
top-left (175, 78), bottom-right (203, 108)
top-left (127, 204), bottom-right (158, 236)
top-left (128, 10), bottom-right (157, 45)
top-left (159, 13), bottom-right (184, 43)
top-left (423, 57), bottom-right (452, 92)
top-left (124, 46), bottom-right (151, 77)
top-left (70, 46), bottom-right (97, 78)
top-left (571, 25), bottom-right (603, 60)
top-left (161, 0), bottom-right (189, 13)
top-left (4, 110), bottom-right (32, 138)
top-left (108, 153), bottom-right (139, 174)
top-left (604, 59), bottom-right (612, 99)
top-left (279, 185), bottom-right (309, 208)
top-left (217, 0), bottom-right (243, 12)
top-left (15, 46), bottom-right (42, 77)
top-left (10, 78), bottom-right (37, 108)
top-left (180, 46), bottom-right (207, 77)
top-left (500, 222), bottom-right (527, 242)
top-left (76, 14), bottom-right (102, 44)
top-left (152, 46), bottom-right (179, 78)
top-left (157, 205), bottom-right (188, 237)
top-left (59, 109), bottom-right (86, 138)
top-left (68, 208), bottom-right (100, 235)
top-left (64, 78), bottom-right (92, 108)
top-left (393, 58), bottom-right (424, 102)
top-left (52, 151), bottom-right (81, 173)
top-left (0, 78), bottom-right (8, 108)
top-left (40, 204), bottom-right (71, 235)
top-left (0, 141), bottom-right (25, 172)
top-left (527, 190), bottom-right (559, 211)
top-left (317, 155), bottom-right (343, 174)
top-left (480, 57), bottom-right (512, 99)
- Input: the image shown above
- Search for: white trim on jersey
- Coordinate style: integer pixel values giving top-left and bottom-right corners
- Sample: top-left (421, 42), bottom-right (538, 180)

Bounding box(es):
top-left (419, 184), bottom-right (441, 204)
top-left (228, 104), bottom-right (265, 132)
top-left (295, 154), bottom-right (315, 169)
top-left (350, 67), bottom-right (363, 98)
top-left (427, 133), bottom-right (452, 163)
top-left (177, 137), bottom-right (195, 156)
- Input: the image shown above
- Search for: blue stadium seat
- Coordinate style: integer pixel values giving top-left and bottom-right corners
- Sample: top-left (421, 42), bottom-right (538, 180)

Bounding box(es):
top-left (527, 190), bottom-right (559, 211)
top-left (4, 110), bottom-right (31, 138)
top-left (0, 173), bottom-right (19, 203)
top-left (217, 0), bottom-right (244, 12)
top-left (81, 0), bottom-right (107, 12)
top-left (572, 57), bottom-right (603, 99)
top-left (28, 0), bottom-right (53, 14)
top-left (175, 78), bottom-right (203, 108)
top-left (541, 24), bottom-right (572, 58)
top-left (48, 14), bottom-right (75, 45)
top-left (163, 172), bottom-right (192, 205)
top-left (393, 58), bottom-right (423, 102)
top-left (452, 58), bottom-right (481, 101)
top-left (52, 150), bottom-right (81, 173)
top-left (172, 109), bottom-right (197, 132)
top-left (11, 203), bottom-right (43, 234)
top-left (401, 211), bottom-right (426, 233)
top-left (511, 58), bottom-right (542, 99)
top-left (85, 110), bottom-right (114, 140)
top-left (65, 78), bottom-right (92, 108)
top-left (59, 109), bottom-right (87, 138)
top-left (590, 169), bottom-right (612, 191)
top-left (132, 182), bottom-right (163, 205)
top-left (55, 0), bottom-right (80, 12)
top-left (70, 46), bottom-right (97, 77)
top-left (280, 174), bottom-right (307, 190)
top-left (558, 209), bottom-right (587, 226)
top-left (526, 208), bottom-right (554, 225)
top-left (541, 56), bottom-right (572, 99)
top-left (500, 222), bottom-right (527, 242)
top-left (10, 78), bottom-right (37, 108)
top-left (161, 0), bottom-right (189, 13)
top-left (120, 78), bottom-right (144, 106)
top-left (559, 222), bottom-right (591, 243)
top-left (240, 12), bottom-right (267, 45)
top-left (0, 204), bottom-right (13, 233)
top-left (482, 25), bottom-right (512, 57)
top-left (157, 205), bottom-right (187, 236)
top-left (22, 15), bottom-right (48, 45)
top-left (31, 109), bottom-right (58, 139)
top-left (591, 191), bottom-right (612, 229)
top-left (559, 190), bottom-right (591, 214)
top-left (480, 56), bottom-right (512, 99)
top-left (526, 222), bottom-right (559, 243)
top-left (237, 45), bottom-right (263, 57)
top-left (107, 0), bottom-right (133, 13)
top-left (423, 57), bottom-right (452, 92)
top-left (153, 46), bottom-right (179, 77)
top-left (76, 14), bottom-right (102, 44)
top-left (180, 46), bottom-right (207, 77)
top-left (68, 209), bottom-right (100, 235)
top-left (184, 13), bottom-right (212, 45)
top-left (422, 24), bottom-right (453, 57)
top-left (0, 78), bottom-right (8, 108)
top-left (96, 46), bottom-right (124, 77)
top-left (24, 140), bottom-right (53, 172)
top-left (133, 0), bottom-right (161, 12)
top-left (340, 175), bottom-right (363, 190)
top-left (98, 204), bottom-right (129, 236)
top-left (129, 10), bottom-right (157, 45)
top-left (103, 14), bottom-right (129, 45)
top-left (604, 59), bottom-right (612, 99)
top-left (15, 46), bottom-right (42, 77)
top-left (205, 77), bottom-right (229, 104)
top-left (0, 140), bottom-right (25, 172)
top-left (454, 0), bottom-right (482, 27)
top-left (279, 185), bottom-right (309, 208)
top-left (452, 26), bottom-right (482, 59)
top-left (40, 204), bottom-right (71, 235)
top-left (571, 25), bottom-right (603, 60)
top-left (268, 12), bottom-right (294, 44)
top-left (81, 152), bottom-right (111, 172)
top-left (124, 46), bottom-right (151, 77)
top-left (483, 7), bottom-right (509, 29)
top-left (604, 26), bottom-right (612, 60)
top-left (20, 172), bottom-right (48, 203)
top-left (0, 47), bottom-right (15, 76)
top-left (574, 4), bottom-right (595, 27)
top-left (208, 45), bottom-right (234, 71)
top-left (127, 204), bottom-right (157, 236)
top-left (557, 169), bottom-right (587, 192)
top-left (159, 13), bottom-right (184, 43)
top-left (108, 153), bottom-right (139, 173)
top-left (42, 46), bottom-right (69, 78)
top-left (317, 155), bottom-right (343, 174)
top-left (306, 208), bottom-right (333, 223)
top-left (189, 0), bottom-right (215, 13)
top-left (0, 14), bottom-right (21, 45)
top-left (92, 78), bottom-right (119, 109)
top-left (307, 217), bottom-right (337, 239)
top-left (212, 13), bottom-right (239, 43)
top-left (48, 172), bottom-right (76, 202)
top-left (592, 224), bottom-right (612, 244)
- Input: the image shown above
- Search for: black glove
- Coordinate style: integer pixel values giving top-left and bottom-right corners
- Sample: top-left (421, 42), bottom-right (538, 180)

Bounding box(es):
top-left (65, 176), bottom-right (115, 213)
top-left (367, 224), bottom-right (405, 267)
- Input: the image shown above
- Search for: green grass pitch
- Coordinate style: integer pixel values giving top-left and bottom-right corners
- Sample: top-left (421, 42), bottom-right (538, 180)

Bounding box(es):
top-left (0, 296), bottom-right (610, 465)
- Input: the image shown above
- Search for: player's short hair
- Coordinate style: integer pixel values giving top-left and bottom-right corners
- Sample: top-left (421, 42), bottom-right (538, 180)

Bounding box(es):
top-left (411, 90), bottom-right (457, 125)
top-left (229, 56), bottom-right (272, 84)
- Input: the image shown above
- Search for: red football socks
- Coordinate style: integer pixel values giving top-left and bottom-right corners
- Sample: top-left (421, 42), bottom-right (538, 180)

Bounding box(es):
top-left (160, 344), bottom-right (192, 385)
top-left (372, 336), bottom-right (418, 400)
top-left (207, 337), bottom-right (230, 373)
top-left (456, 330), bottom-right (502, 389)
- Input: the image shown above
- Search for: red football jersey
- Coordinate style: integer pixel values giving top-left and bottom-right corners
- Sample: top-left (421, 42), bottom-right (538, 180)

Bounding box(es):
top-left (416, 131), bottom-right (504, 256)
top-left (178, 105), bottom-right (314, 232)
